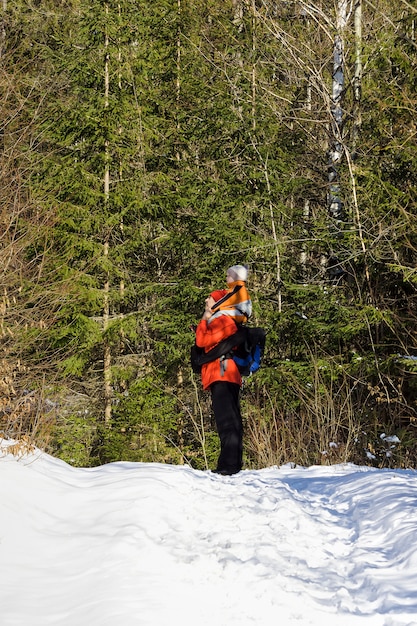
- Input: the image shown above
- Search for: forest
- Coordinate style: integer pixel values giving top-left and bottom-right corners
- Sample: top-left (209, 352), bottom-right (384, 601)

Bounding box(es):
top-left (1, 0), bottom-right (416, 470)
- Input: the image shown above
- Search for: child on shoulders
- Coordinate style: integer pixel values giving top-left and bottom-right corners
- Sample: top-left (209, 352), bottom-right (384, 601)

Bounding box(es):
top-left (209, 265), bottom-right (252, 325)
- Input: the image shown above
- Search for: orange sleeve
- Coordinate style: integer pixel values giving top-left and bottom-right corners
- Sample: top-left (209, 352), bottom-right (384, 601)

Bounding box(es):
top-left (195, 316), bottom-right (238, 352)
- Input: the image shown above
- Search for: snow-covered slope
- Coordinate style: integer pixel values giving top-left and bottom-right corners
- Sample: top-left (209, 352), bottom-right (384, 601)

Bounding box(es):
top-left (1, 439), bottom-right (417, 626)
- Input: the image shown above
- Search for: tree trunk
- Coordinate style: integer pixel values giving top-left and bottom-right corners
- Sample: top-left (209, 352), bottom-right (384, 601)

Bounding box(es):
top-left (328, 0), bottom-right (350, 221)
top-left (353, 0), bottom-right (362, 151)
top-left (0, 0), bottom-right (6, 60)
top-left (103, 3), bottom-right (112, 426)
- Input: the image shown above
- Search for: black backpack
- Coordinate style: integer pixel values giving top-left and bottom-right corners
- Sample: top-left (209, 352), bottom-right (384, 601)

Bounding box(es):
top-left (191, 326), bottom-right (266, 377)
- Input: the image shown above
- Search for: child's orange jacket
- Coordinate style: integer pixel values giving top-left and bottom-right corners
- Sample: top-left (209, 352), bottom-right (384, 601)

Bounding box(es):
top-left (209, 281), bottom-right (252, 325)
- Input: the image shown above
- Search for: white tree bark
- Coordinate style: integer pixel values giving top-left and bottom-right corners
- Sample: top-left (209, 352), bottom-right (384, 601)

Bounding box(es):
top-left (353, 0), bottom-right (362, 150)
top-left (328, 0), bottom-right (352, 220)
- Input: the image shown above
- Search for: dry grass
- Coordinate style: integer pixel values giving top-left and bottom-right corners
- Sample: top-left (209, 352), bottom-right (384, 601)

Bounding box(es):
top-left (244, 364), bottom-right (363, 468)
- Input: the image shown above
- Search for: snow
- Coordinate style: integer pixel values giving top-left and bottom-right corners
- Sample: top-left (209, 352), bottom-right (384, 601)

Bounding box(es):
top-left (1, 439), bottom-right (417, 626)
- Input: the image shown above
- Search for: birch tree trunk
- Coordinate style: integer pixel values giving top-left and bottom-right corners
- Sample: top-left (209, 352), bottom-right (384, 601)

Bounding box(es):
top-left (328, 0), bottom-right (350, 220)
top-left (353, 0), bottom-right (362, 151)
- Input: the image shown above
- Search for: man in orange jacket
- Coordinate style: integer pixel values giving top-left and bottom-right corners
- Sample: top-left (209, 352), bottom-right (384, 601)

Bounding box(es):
top-left (195, 290), bottom-right (243, 475)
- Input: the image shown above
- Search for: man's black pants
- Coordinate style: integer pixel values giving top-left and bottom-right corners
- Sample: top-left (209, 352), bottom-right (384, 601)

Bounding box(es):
top-left (210, 381), bottom-right (243, 474)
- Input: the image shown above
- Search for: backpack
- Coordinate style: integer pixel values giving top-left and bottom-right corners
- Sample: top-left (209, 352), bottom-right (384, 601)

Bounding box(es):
top-left (231, 327), bottom-right (266, 376)
top-left (190, 326), bottom-right (266, 377)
